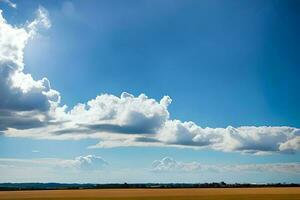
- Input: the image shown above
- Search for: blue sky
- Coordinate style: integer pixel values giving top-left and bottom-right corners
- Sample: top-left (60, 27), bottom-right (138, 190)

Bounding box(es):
top-left (0, 0), bottom-right (299, 183)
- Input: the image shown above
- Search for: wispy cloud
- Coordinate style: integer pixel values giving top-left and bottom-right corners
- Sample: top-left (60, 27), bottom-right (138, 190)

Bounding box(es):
top-left (0, 155), bottom-right (108, 182)
top-left (152, 157), bottom-right (300, 174)
top-left (0, 155), bottom-right (108, 171)
top-left (0, 0), bottom-right (16, 9)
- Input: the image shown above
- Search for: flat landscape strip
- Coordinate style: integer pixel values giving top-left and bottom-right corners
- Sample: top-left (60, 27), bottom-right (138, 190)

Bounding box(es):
top-left (0, 188), bottom-right (299, 200)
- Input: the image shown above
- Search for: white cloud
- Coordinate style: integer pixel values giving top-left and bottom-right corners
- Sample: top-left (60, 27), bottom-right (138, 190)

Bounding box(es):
top-left (66, 92), bottom-right (171, 134)
top-left (0, 155), bottom-right (108, 171)
top-left (0, 0), bottom-right (16, 9)
top-left (27, 6), bottom-right (51, 35)
top-left (59, 155), bottom-right (108, 170)
top-left (157, 121), bottom-right (300, 154)
top-left (0, 8), bottom-right (299, 155)
top-left (152, 157), bottom-right (202, 172)
top-left (0, 7), bottom-right (59, 132)
top-left (152, 157), bottom-right (300, 174)
top-left (279, 136), bottom-right (300, 152)
top-left (0, 155), bottom-right (108, 182)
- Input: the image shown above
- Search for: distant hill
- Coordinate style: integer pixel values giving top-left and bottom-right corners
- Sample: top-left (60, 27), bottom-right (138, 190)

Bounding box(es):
top-left (0, 182), bottom-right (299, 191)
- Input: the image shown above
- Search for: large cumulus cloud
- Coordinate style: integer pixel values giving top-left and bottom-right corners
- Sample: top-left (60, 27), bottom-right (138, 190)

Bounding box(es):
top-left (157, 121), bottom-right (300, 154)
top-left (0, 7), bottom-right (60, 131)
top-left (0, 8), bottom-right (299, 155)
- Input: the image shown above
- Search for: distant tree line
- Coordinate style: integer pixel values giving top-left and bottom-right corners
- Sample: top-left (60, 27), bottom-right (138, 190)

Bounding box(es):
top-left (0, 182), bottom-right (299, 191)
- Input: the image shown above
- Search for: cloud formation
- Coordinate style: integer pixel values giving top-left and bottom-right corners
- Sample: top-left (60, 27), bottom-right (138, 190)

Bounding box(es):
top-left (279, 136), bottom-right (300, 152)
top-left (0, 155), bottom-right (109, 182)
top-left (157, 121), bottom-right (300, 154)
top-left (59, 155), bottom-right (108, 170)
top-left (0, 8), bottom-right (299, 155)
top-left (0, 0), bottom-right (16, 9)
top-left (0, 7), bottom-right (59, 131)
top-left (0, 155), bottom-right (108, 171)
top-left (152, 157), bottom-right (300, 174)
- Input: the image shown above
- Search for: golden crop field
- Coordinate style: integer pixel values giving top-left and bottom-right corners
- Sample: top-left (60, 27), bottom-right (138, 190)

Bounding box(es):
top-left (0, 188), bottom-right (299, 200)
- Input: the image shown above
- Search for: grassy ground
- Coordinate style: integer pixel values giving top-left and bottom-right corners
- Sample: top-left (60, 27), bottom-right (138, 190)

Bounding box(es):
top-left (0, 188), bottom-right (299, 200)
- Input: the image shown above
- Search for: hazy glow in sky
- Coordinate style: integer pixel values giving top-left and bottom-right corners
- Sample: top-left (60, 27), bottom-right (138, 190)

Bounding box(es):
top-left (0, 0), bottom-right (299, 183)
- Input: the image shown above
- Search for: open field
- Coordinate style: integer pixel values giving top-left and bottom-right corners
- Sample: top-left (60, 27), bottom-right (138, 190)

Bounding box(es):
top-left (0, 188), bottom-right (299, 200)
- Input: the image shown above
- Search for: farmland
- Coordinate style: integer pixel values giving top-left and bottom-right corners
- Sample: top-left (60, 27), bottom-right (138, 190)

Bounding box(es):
top-left (0, 188), bottom-right (299, 200)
